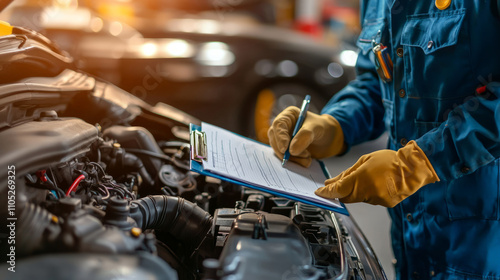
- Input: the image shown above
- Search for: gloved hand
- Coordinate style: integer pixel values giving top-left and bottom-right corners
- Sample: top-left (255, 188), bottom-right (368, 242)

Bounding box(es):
top-left (268, 106), bottom-right (346, 167)
top-left (315, 141), bottom-right (439, 208)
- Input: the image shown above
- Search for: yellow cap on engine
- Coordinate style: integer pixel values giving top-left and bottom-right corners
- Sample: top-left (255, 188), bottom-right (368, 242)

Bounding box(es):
top-left (51, 215), bottom-right (59, 224)
top-left (0, 21), bottom-right (13, 36)
top-left (131, 227), bottom-right (142, 237)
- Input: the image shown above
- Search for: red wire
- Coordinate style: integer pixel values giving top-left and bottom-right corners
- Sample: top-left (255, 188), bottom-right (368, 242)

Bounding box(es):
top-left (65, 175), bottom-right (86, 197)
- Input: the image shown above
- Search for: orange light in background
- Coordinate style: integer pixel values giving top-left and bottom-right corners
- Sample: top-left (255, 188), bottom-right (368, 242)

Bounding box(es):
top-left (273, 0), bottom-right (295, 27)
top-left (109, 21), bottom-right (123, 36)
top-left (95, 1), bottom-right (135, 25)
top-left (196, 42), bottom-right (235, 66)
top-left (53, 0), bottom-right (78, 9)
top-left (164, 40), bottom-right (194, 57)
top-left (140, 42), bottom-right (157, 57)
top-left (89, 17), bottom-right (103, 32)
top-left (197, 20), bottom-right (220, 34)
top-left (23, 0), bottom-right (78, 9)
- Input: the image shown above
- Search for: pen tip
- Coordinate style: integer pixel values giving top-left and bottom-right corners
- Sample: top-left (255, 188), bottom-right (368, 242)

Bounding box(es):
top-left (281, 159), bottom-right (286, 167)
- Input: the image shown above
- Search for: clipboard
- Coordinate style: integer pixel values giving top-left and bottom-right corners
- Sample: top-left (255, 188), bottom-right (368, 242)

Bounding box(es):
top-left (189, 123), bottom-right (349, 216)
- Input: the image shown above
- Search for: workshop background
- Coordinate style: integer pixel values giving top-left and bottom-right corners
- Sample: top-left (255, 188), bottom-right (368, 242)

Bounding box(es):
top-left (1, 0), bottom-right (394, 278)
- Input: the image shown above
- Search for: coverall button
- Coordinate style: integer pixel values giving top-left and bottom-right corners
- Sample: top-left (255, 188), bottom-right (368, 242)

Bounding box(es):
top-left (400, 138), bottom-right (408, 146)
top-left (461, 166), bottom-right (471, 173)
top-left (430, 270), bottom-right (435, 277)
top-left (399, 89), bottom-right (406, 98)
top-left (427, 41), bottom-right (434, 49)
top-left (435, 0), bottom-right (451, 10)
top-left (412, 271), bottom-right (420, 279)
top-left (397, 48), bottom-right (404, 57)
top-left (406, 213), bottom-right (413, 222)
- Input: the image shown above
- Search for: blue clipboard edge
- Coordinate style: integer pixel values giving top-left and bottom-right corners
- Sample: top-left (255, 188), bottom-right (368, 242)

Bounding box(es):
top-left (189, 123), bottom-right (349, 216)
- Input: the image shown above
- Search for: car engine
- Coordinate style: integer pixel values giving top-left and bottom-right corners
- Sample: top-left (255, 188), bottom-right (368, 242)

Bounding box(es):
top-left (0, 21), bottom-right (385, 280)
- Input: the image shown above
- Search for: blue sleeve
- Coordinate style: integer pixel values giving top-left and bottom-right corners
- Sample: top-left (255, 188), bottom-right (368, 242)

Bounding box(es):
top-left (416, 82), bottom-right (500, 181)
top-left (321, 49), bottom-right (386, 150)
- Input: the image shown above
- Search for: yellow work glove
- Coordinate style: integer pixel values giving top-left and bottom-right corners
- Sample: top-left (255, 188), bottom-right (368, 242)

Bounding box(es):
top-left (315, 140), bottom-right (440, 208)
top-left (0, 21), bottom-right (13, 37)
top-left (268, 106), bottom-right (346, 167)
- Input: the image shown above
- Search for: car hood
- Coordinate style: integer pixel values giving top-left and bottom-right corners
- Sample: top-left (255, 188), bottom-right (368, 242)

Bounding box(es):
top-left (0, 28), bottom-right (200, 137)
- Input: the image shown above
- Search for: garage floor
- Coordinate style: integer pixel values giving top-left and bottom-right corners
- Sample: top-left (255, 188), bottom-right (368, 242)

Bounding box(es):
top-left (323, 133), bottom-right (395, 280)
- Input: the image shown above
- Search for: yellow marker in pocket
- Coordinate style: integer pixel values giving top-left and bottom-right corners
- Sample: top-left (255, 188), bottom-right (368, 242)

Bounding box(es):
top-left (373, 43), bottom-right (393, 83)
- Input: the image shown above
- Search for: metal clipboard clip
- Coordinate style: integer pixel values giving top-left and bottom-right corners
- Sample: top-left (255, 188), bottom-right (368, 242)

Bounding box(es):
top-left (190, 130), bottom-right (207, 162)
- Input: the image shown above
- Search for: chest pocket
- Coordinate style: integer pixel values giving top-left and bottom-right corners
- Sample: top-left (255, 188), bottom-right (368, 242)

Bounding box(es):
top-left (400, 9), bottom-right (473, 100)
top-left (356, 18), bottom-right (388, 63)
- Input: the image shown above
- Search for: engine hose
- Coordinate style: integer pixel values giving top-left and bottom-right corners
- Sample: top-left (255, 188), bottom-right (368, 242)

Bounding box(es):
top-left (104, 148), bottom-right (154, 186)
top-left (130, 195), bottom-right (212, 250)
top-left (121, 152), bottom-right (154, 186)
top-left (16, 202), bottom-right (60, 257)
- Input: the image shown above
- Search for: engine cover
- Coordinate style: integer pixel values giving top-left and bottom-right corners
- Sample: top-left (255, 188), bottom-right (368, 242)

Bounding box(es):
top-left (216, 211), bottom-right (325, 280)
top-left (0, 253), bottom-right (177, 280)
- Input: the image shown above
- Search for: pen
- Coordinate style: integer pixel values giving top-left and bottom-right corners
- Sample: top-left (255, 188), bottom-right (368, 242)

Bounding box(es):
top-left (282, 95), bottom-right (311, 167)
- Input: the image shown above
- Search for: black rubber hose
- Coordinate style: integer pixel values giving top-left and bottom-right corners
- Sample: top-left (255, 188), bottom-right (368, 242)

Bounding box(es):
top-left (121, 152), bottom-right (154, 186)
top-left (103, 147), bottom-right (154, 187)
top-left (130, 195), bottom-right (212, 250)
top-left (14, 202), bottom-right (60, 257)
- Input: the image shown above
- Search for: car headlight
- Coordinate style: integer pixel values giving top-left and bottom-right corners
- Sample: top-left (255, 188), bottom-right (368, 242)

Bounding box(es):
top-left (196, 42), bottom-right (235, 66)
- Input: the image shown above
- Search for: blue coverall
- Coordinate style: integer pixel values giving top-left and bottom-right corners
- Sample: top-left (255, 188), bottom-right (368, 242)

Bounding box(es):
top-left (321, 1), bottom-right (500, 278)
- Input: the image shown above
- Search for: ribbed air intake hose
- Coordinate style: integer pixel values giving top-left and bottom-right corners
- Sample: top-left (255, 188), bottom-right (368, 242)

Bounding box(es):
top-left (130, 195), bottom-right (213, 250)
top-left (14, 202), bottom-right (60, 257)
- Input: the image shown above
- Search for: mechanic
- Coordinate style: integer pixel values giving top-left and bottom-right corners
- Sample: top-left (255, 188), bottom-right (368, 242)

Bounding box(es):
top-left (268, 1), bottom-right (500, 279)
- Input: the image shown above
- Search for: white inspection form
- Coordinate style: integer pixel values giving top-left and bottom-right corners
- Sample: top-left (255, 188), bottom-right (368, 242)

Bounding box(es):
top-left (201, 122), bottom-right (344, 210)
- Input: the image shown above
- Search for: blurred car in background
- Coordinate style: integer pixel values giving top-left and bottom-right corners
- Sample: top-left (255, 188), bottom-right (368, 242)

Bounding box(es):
top-left (3, 0), bottom-right (357, 142)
